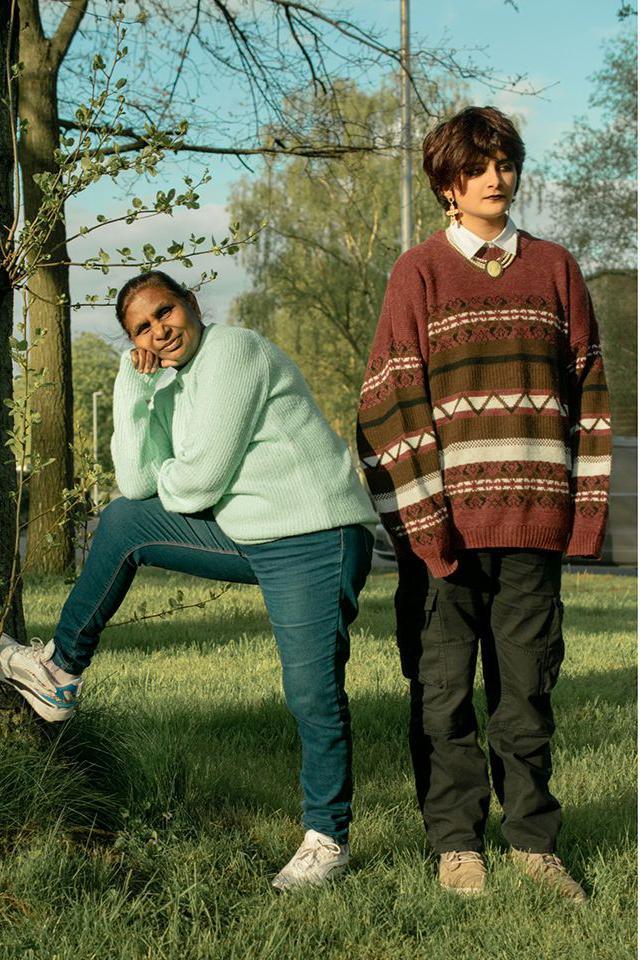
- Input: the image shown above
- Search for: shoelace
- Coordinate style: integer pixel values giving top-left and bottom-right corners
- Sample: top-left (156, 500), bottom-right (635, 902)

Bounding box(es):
top-left (444, 851), bottom-right (483, 865)
top-left (537, 854), bottom-right (565, 872)
top-left (19, 637), bottom-right (49, 662)
top-left (296, 839), bottom-right (341, 863)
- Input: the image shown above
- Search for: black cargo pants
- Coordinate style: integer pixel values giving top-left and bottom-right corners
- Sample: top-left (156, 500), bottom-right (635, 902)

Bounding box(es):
top-left (395, 547), bottom-right (565, 854)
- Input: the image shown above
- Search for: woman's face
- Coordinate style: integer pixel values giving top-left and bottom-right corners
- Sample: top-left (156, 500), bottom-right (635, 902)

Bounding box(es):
top-left (124, 285), bottom-right (203, 369)
top-left (446, 151), bottom-right (517, 230)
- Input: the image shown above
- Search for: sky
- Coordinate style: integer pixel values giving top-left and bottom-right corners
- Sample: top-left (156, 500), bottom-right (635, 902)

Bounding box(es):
top-left (59, 0), bottom-right (634, 341)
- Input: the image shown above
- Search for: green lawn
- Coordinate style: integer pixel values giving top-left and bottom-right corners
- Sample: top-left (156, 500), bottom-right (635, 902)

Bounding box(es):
top-left (0, 569), bottom-right (636, 960)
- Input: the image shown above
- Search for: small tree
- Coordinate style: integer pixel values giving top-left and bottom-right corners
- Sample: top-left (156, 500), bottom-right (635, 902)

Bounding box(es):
top-left (0, 8), bottom-right (255, 635)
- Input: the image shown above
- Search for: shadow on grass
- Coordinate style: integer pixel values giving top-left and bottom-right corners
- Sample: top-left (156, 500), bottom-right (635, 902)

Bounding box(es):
top-left (25, 605), bottom-right (272, 659)
top-left (1, 663), bottom-right (634, 863)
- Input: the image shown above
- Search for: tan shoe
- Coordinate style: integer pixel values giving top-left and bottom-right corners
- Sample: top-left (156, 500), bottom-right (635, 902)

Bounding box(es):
top-left (510, 850), bottom-right (587, 903)
top-left (438, 851), bottom-right (487, 895)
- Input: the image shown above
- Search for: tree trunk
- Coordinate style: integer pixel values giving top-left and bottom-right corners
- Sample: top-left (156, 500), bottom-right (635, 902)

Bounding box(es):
top-left (0, 4), bottom-right (27, 642)
top-left (19, 6), bottom-right (75, 575)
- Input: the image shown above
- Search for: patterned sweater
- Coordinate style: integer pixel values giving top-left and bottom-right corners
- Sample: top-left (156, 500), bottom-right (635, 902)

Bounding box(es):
top-left (357, 229), bottom-right (611, 578)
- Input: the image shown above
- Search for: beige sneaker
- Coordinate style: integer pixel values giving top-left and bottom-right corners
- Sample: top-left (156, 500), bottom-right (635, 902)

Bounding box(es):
top-left (510, 850), bottom-right (587, 903)
top-left (438, 851), bottom-right (487, 895)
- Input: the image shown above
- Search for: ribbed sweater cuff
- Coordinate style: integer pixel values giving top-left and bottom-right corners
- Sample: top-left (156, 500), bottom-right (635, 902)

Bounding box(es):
top-left (565, 529), bottom-right (605, 560)
top-left (118, 351), bottom-right (161, 399)
top-left (411, 541), bottom-right (458, 578)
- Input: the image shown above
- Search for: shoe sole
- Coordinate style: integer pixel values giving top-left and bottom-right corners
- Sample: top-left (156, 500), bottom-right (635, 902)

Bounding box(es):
top-left (271, 862), bottom-right (348, 892)
top-left (2, 676), bottom-right (75, 723)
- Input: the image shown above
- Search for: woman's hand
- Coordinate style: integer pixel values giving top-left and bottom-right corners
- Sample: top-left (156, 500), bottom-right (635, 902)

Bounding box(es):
top-left (130, 347), bottom-right (161, 375)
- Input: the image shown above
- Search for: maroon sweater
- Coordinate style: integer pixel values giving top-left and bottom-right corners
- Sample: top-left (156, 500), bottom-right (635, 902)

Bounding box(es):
top-left (356, 230), bottom-right (611, 577)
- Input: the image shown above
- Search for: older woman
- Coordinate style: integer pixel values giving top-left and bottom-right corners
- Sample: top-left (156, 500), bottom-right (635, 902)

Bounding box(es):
top-left (0, 270), bottom-right (377, 891)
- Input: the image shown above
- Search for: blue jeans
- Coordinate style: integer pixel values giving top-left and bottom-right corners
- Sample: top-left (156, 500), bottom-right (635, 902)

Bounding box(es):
top-left (53, 496), bottom-right (373, 842)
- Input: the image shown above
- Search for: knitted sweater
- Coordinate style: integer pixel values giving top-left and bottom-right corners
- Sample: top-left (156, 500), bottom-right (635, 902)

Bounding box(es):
top-left (111, 323), bottom-right (377, 541)
top-left (357, 229), bottom-right (611, 578)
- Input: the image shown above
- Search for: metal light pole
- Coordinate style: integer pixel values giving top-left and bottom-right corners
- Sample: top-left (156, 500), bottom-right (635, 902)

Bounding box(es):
top-left (400, 0), bottom-right (413, 253)
top-left (92, 390), bottom-right (103, 509)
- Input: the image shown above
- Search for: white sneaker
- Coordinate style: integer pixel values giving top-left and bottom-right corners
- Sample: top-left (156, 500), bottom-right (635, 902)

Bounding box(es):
top-left (0, 635), bottom-right (83, 722)
top-left (271, 829), bottom-right (350, 891)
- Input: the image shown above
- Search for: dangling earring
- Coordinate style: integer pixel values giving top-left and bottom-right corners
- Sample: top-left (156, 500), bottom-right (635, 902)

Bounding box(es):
top-left (445, 196), bottom-right (458, 225)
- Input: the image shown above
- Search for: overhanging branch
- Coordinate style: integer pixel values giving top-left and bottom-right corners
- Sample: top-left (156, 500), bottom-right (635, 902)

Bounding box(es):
top-left (58, 117), bottom-right (392, 158)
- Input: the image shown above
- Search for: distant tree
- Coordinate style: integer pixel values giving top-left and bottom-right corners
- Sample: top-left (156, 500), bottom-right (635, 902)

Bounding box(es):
top-left (72, 333), bottom-right (120, 474)
top-left (546, 32), bottom-right (637, 272)
top-left (587, 272), bottom-right (637, 436)
top-left (229, 83), bottom-right (447, 436)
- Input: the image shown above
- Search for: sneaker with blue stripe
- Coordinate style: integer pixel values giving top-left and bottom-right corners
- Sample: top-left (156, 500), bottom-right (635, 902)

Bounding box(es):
top-left (0, 635), bottom-right (82, 722)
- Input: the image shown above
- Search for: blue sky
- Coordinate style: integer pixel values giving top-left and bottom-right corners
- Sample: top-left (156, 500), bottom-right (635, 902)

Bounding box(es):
top-left (63, 0), bottom-right (634, 338)
top-left (343, 0), bottom-right (626, 162)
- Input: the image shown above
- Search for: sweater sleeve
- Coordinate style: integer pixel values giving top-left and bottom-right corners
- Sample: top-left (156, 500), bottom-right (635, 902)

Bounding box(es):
top-left (563, 257), bottom-right (612, 558)
top-left (156, 330), bottom-right (270, 514)
top-left (111, 351), bottom-right (173, 500)
top-left (356, 254), bottom-right (457, 577)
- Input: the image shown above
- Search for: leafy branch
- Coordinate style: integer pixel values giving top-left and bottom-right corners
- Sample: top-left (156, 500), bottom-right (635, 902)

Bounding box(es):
top-left (108, 584), bottom-right (233, 628)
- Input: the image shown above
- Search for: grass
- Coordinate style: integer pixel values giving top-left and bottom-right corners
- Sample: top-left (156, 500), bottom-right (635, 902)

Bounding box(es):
top-left (0, 568), bottom-right (636, 960)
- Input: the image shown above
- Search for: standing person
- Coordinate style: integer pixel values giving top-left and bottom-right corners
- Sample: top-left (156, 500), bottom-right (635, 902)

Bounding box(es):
top-left (357, 107), bottom-right (610, 901)
top-left (1, 271), bottom-right (377, 891)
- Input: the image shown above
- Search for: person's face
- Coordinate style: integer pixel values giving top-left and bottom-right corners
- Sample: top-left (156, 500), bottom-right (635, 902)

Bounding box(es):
top-left (124, 285), bottom-right (203, 368)
top-left (445, 151), bottom-right (517, 229)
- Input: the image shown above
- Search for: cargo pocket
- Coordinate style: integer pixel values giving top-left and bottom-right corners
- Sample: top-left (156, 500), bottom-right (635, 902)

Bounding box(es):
top-left (490, 594), bottom-right (565, 735)
top-left (542, 598), bottom-right (565, 693)
top-left (417, 590), bottom-right (446, 689)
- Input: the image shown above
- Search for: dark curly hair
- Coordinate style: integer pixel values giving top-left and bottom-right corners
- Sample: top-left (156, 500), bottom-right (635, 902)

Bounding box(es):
top-left (422, 106), bottom-right (526, 210)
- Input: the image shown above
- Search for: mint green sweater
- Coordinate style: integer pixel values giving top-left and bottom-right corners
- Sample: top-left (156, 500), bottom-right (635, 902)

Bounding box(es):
top-left (111, 324), bottom-right (377, 542)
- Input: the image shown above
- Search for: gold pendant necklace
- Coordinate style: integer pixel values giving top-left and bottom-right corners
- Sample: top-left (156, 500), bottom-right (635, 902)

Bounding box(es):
top-left (486, 259), bottom-right (505, 278)
top-left (446, 232), bottom-right (516, 279)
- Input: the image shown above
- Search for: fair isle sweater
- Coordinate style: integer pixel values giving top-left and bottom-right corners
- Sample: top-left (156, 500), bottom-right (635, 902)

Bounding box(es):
top-left (356, 229), bottom-right (611, 578)
top-left (111, 324), bottom-right (377, 541)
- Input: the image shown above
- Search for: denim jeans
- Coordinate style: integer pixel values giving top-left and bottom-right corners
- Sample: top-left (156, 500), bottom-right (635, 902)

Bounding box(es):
top-left (53, 496), bottom-right (373, 842)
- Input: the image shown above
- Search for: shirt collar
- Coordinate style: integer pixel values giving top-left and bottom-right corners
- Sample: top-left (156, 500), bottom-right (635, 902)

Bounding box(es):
top-left (446, 215), bottom-right (518, 257)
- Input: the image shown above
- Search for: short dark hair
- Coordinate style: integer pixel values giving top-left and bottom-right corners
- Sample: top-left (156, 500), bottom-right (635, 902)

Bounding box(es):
top-left (115, 270), bottom-right (194, 330)
top-left (422, 106), bottom-right (526, 210)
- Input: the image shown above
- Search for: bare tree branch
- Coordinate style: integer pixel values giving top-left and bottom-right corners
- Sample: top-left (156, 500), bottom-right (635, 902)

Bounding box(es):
top-left (161, 0), bottom-right (201, 117)
top-left (49, 0), bottom-right (89, 67)
top-left (57, 116), bottom-right (390, 157)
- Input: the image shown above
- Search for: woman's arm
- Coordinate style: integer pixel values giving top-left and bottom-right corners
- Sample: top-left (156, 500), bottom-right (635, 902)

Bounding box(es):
top-left (563, 256), bottom-right (612, 558)
top-left (110, 350), bottom-right (174, 500)
top-left (356, 254), bottom-right (457, 578)
top-left (156, 329), bottom-right (270, 514)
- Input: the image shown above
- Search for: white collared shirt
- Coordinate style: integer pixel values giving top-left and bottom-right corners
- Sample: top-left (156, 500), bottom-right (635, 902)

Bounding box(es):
top-left (446, 215), bottom-right (518, 257)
